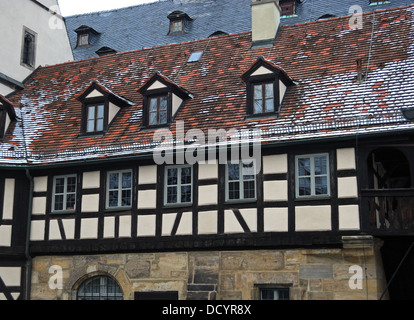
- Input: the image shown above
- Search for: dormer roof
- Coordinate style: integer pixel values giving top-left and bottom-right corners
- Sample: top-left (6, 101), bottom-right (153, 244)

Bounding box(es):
top-left (77, 81), bottom-right (134, 107)
top-left (0, 94), bottom-right (16, 121)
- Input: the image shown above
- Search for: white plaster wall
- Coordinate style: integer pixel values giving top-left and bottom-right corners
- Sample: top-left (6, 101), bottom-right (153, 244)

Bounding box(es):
top-left (81, 194), bottom-right (100, 212)
top-left (33, 176), bottom-right (48, 192)
top-left (2, 179), bottom-right (15, 220)
top-left (264, 207), bottom-right (288, 232)
top-left (263, 154), bottom-right (287, 174)
top-left (137, 215), bottom-right (156, 237)
top-left (198, 163), bottom-right (218, 180)
top-left (198, 211), bottom-right (217, 235)
top-left (0, 0), bottom-right (73, 94)
top-left (295, 205), bottom-right (331, 231)
top-left (138, 165), bottom-right (157, 184)
top-left (337, 148), bottom-right (356, 170)
top-left (82, 171), bottom-right (100, 189)
top-left (0, 226), bottom-right (12, 247)
top-left (338, 205), bottom-right (360, 230)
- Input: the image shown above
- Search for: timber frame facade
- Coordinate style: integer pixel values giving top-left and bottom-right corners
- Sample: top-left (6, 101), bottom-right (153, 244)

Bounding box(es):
top-left (1, 2), bottom-right (414, 300)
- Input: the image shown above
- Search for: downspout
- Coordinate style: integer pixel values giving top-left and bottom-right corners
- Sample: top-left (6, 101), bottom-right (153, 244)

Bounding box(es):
top-left (24, 167), bottom-right (33, 301)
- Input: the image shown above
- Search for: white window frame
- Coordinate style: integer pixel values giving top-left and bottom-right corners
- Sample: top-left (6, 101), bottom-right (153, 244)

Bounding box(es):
top-left (164, 165), bottom-right (193, 206)
top-left (106, 170), bottom-right (133, 209)
top-left (225, 160), bottom-right (257, 202)
top-left (295, 153), bottom-right (330, 198)
top-left (52, 174), bottom-right (77, 213)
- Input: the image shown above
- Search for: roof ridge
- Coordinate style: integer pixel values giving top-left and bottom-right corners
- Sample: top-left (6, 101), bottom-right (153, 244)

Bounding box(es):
top-left (63, 0), bottom-right (167, 18)
top-left (280, 3), bottom-right (414, 28)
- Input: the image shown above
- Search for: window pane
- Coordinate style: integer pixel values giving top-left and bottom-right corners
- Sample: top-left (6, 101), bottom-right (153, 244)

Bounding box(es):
top-left (97, 105), bottom-right (104, 118)
top-left (96, 118), bottom-right (104, 132)
top-left (122, 189), bottom-right (131, 206)
top-left (88, 106), bottom-right (95, 120)
top-left (265, 98), bottom-right (274, 112)
top-left (167, 186), bottom-right (177, 203)
top-left (54, 195), bottom-right (64, 211)
top-left (298, 158), bottom-right (311, 176)
top-left (55, 178), bottom-right (65, 194)
top-left (109, 173), bottom-right (119, 189)
top-left (167, 168), bottom-right (178, 185)
top-left (254, 84), bottom-right (262, 99)
top-left (243, 181), bottom-right (256, 199)
top-left (261, 288), bottom-right (289, 300)
top-left (181, 167), bottom-right (192, 185)
top-left (159, 109), bottom-right (167, 124)
top-left (66, 193), bottom-right (76, 210)
top-left (254, 99), bottom-right (263, 114)
top-left (108, 190), bottom-right (118, 207)
top-left (150, 98), bottom-right (158, 112)
top-left (242, 162), bottom-right (255, 180)
top-left (160, 96), bottom-right (168, 110)
top-left (87, 119), bottom-right (95, 132)
top-left (67, 177), bottom-right (77, 193)
top-left (228, 163), bottom-right (239, 181)
top-left (265, 83), bottom-right (274, 98)
top-left (315, 176), bottom-right (328, 195)
top-left (228, 181), bottom-right (240, 200)
top-left (122, 172), bottom-right (132, 189)
top-left (149, 111), bottom-right (157, 125)
top-left (314, 156), bottom-right (327, 175)
top-left (299, 177), bottom-right (311, 196)
top-left (181, 185), bottom-right (192, 203)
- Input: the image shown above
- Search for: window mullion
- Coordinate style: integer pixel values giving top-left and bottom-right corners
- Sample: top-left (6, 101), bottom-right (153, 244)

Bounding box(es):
top-left (310, 156), bottom-right (316, 196)
top-left (239, 162), bottom-right (244, 200)
top-left (177, 168), bottom-right (182, 204)
top-left (63, 177), bottom-right (68, 211)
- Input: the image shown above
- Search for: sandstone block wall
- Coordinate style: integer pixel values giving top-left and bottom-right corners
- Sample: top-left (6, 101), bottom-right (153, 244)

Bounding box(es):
top-left (30, 237), bottom-right (387, 300)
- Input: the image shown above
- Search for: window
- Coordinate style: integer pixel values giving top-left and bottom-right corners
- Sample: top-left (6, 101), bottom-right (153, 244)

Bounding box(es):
top-left (52, 175), bottom-right (77, 213)
top-left (226, 161), bottom-right (256, 201)
top-left (171, 20), bottom-right (183, 33)
top-left (21, 28), bottom-right (36, 68)
top-left (167, 11), bottom-right (192, 34)
top-left (77, 276), bottom-right (123, 300)
top-left (279, 0), bottom-right (296, 17)
top-left (77, 33), bottom-right (89, 47)
top-left (165, 166), bottom-right (193, 206)
top-left (260, 288), bottom-right (289, 300)
top-left (149, 95), bottom-right (168, 126)
top-left (296, 154), bottom-right (330, 198)
top-left (86, 103), bottom-right (105, 133)
top-left (253, 82), bottom-right (275, 114)
top-left (106, 170), bottom-right (132, 209)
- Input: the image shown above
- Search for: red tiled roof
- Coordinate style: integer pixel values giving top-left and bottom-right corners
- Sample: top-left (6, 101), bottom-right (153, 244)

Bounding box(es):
top-left (2, 5), bottom-right (414, 164)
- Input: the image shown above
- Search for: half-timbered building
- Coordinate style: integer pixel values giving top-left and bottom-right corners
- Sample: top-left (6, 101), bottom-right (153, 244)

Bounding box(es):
top-left (1, 0), bottom-right (414, 300)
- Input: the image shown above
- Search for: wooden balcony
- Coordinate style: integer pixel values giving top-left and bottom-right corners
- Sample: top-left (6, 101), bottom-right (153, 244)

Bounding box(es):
top-left (361, 189), bottom-right (414, 235)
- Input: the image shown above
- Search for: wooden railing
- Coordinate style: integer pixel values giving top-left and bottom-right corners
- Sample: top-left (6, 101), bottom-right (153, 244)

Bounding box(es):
top-left (361, 189), bottom-right (414, 234)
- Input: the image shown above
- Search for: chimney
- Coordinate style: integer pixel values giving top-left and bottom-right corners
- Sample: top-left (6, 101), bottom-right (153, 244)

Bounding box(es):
top-left (251, 0), bottom-right (281, 47)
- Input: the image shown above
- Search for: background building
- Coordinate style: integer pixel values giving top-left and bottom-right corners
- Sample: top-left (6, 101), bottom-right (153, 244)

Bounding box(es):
top-left (0, 0), bottom-right (73, 96)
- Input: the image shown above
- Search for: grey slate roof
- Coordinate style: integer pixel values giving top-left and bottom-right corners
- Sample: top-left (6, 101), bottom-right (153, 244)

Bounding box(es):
top-left (65, 0), bottom-right (413, 60)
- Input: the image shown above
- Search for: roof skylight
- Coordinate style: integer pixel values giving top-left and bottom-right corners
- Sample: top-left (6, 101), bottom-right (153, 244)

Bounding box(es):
top-left (188, 51), bottom-right (203, 63)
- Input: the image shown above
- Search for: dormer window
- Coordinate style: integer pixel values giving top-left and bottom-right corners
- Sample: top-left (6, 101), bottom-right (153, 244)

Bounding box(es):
top-left (139, 72), bottom-right (192, 128)
top-left (167, 11), bottom-right (193, 35)
top-left (242, 56), bottom-right (294, 117)
top-left (77, 81), bottom-right (133, 135)
top-left (75, 25), bottom-right (100, 48)
top-left (253, 82), bottom-right (275, 114)
top-left (149, 95), bottom-right (168, 126)
top-left (279, 0), bottom-right (296, 17)
top-left (0, 95), bottom-right (16, 140)
top-left (86, 103), bottom-right (105, 133)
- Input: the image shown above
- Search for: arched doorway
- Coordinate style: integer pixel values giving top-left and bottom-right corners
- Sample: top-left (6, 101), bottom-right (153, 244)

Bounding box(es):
top-left (76, 275), bottom-right (123, 300)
